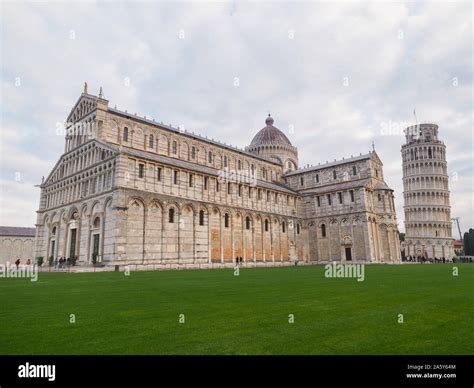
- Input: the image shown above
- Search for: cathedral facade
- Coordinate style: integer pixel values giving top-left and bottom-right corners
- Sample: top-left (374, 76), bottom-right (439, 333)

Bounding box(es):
top-left (34, 86), bottom-right (401, 267)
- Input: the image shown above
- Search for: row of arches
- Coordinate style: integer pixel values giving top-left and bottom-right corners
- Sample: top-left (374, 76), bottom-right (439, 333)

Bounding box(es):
top-left (69, 98), bottom-right (95, 123)
top-left (404, 176), bottom-right (449, 191)
top-left (117, 197), bottom-right (303, 263)
top-left (50, 143), bottom-right (115, 184)
top-left (65, 114), bottom-right (97, 152)
top-left (402, 145), bottom-right (446, 162)
top-left (36, 196), bottom-right (304, 264)
top-left (404, 207), bottom-right (451, 222)
top-left (0, 238), bottom-right (34, 262)
top-left (405, 238), bottom-right (453, 259)
top-left (403, 161), bottom-right (447, 177)
top-left (43, 159), bottom-right (115, 210)
top-left (129, 158), bottom-right (297, 217)
top-left (38, 197), bottom-right (113, 264)
top-left (405, 222), bottom-right (452, 238)
top-left (403, 191), bottom-right (450, 206)
top-left (305, 215), bottom-right (400, 262)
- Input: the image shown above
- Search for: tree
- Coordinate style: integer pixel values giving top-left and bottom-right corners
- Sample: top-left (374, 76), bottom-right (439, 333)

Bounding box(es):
top-left (470, 229), bottom-right (474, 255)
top-left (463, 229), bottom-right (474, 256)
top-left (399, 232), bottom-right (405, 242)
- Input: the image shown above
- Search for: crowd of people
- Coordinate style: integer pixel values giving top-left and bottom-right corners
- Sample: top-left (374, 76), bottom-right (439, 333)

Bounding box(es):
top-left (53, 257), bottom-right (71, 269)
top-left (404, 256), bottom-right (452, 263)
top-left (10, 257), bottom-right (73, 270)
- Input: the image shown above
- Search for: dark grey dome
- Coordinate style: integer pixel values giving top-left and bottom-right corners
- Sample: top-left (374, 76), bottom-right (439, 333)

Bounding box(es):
top-left (250, 114), bottom-right (292, 147)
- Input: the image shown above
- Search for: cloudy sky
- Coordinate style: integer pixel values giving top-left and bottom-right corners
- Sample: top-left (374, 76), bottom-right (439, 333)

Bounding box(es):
top-left (1, 1), bottom-right (472, 234)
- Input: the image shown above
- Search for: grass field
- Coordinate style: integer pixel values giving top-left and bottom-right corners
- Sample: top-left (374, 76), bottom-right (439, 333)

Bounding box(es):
top-left (0, 264), bottom-right (472, 355)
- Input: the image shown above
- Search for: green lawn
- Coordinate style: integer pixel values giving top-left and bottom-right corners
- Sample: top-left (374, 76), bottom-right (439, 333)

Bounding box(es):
top-left (0, 264), bottom-right (472, 355)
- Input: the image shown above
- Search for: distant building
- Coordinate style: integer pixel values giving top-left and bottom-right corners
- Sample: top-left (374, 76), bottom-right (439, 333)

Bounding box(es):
top-left (401, 123), bottom-right (453, 259)
top-left (0, 226), bottom-right (36, 265)
top-left (453, 239), bottom-right (463, 253)
top-left (34, 85), bottom-right (401, 267)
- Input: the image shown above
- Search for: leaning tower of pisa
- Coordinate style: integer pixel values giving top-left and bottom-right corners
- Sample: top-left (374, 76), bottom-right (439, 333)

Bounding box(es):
top-left (401, 123), bottom-right (453, 259)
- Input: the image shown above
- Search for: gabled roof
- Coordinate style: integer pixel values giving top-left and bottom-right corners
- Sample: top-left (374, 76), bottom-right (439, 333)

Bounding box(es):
top-left (42, 139), bottom-right (119, 187)
top-left (0, 226), bottom-right (36, 237)
top-left (66, 93), bottom-right (98, 123)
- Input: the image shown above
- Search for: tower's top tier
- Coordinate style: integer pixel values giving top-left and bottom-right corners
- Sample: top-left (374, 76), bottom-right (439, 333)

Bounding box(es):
top-left (404, 123), bottom-right (439, 145)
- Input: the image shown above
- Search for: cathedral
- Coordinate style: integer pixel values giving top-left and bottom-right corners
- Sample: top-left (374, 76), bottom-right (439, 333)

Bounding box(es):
top-left (34, 85), bottom-right (401, 267)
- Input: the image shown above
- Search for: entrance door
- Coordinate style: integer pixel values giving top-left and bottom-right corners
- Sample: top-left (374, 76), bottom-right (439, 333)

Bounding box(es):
top-left (69, 229), bottom-right (77, 259)
top-left (92, 234), bottom-right (100, 262)
top-left (345, 247), bottom-right (352, 261)
top-left (50, 240), bottom-right (55, 259)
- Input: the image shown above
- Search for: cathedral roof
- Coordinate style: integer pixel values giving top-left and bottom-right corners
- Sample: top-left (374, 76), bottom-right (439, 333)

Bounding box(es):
top-left (250, 115), bottom-right (292, 147)
top-left (374, 182), bottom-right (392, 190)
top-left (108, 107), bottom-right (282, 166)
top-left (284, 152), bottom-right (378, 176)
top-left (297, 178), bottom-right (372, 195)
top-left (102, 141), bottom-right (298, 195)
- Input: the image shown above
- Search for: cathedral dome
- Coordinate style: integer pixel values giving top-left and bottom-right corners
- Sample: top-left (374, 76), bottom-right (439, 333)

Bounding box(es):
top-left (250, 114), bottom-right (292, 147)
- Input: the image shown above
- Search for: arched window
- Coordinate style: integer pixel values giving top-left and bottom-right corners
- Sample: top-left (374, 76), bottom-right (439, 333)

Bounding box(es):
top-left (172, 141), bottom-right (177, 154)
top-left (282, 222), bottom-right (286, 233)
top-left (224, 156), bottom-right (228, 167)
top-left (321, 224), bottom-right (326, 238)
top-left (93, 217), bottom-right (100, 228)
top-left (168, 208), bottom-right (175, 223)
top-left (52, 226), bottom-right (56, 235)
top-left (191, 146), bottom-right (196, 159)
top-left (199, 210), bottom-right (205, 226)
top-left (246, 217), bottom-right (250, 230)
top-left (123, 127), bottom-right (129, 142)
top-left (224, 213), bottom-right (229, 228)
top-left (238, 160), bottom-right (242, 170)
top-left (264, 219), bottom-right (269, 232)
top-left (208, 151), bottom-right (213, 163)
top-left (149, 134), bottom-right (154, 148)
top-left (296, 224), bottom-right (300, 234)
